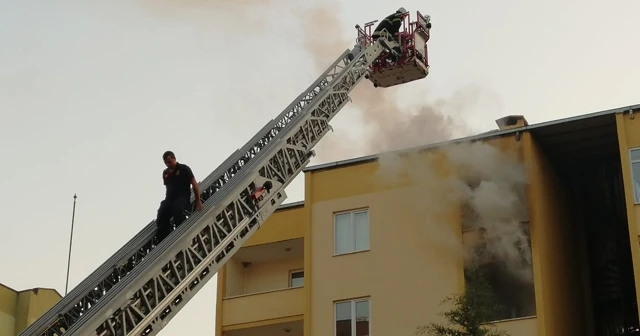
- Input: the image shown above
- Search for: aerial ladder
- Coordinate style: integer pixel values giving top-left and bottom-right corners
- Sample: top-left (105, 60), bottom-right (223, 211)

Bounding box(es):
top-left (19, 10), bottom-right (431, 336)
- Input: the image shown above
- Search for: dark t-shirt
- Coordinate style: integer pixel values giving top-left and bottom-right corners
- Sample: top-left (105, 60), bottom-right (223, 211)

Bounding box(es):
top-left (373, 12), bottom-right (403, 35)
top-left (163, 162), bottom-right (194, 201)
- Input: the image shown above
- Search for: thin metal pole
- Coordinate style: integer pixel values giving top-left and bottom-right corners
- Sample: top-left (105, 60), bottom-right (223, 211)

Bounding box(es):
top-left (65, 194), bottom-right (77, 296)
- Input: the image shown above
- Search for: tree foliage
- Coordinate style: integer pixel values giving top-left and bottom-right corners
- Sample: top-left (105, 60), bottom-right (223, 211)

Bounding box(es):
top-left (416, 267), bottom-right (510, 336)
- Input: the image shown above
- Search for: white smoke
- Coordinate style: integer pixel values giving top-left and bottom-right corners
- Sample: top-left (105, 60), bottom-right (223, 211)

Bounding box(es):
top-left (377, 140), bottom-right (534, 283)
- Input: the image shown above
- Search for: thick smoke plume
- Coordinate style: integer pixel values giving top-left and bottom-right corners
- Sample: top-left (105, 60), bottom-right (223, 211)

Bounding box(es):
top-left (300, 4), bottom-right (476, 161)
top-left (298, 5), bottom-right (532, 285)
top-left (377, 141), bottom-right (534, 284)
top-left (136, 1), bottom-right (531, 284)
top-left (137, 0), bottom-right (479, 160)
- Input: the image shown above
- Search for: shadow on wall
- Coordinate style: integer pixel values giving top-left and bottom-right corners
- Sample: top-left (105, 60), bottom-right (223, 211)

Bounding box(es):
top-left (374, 139), bottom-right (536, 321)
top-left (455, 141), bottom-right (536, 321)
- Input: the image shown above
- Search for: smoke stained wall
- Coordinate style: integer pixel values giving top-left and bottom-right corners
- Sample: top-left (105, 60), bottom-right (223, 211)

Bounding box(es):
top-left (297, 7), bottom-right (534, 298)
top-left (137, 1), bottom-right (535, 317)
top-left (137, 0), bottom-right (533, 280)
top-left (299, 4), bottom-right (481, 162)
top-left (377, 139), bottom-right (536, 319)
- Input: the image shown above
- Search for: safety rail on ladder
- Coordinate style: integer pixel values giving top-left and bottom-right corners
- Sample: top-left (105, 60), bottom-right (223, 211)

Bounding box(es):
top-left (19, 26), bottom-right (400, 336)
top-left (17, 92), bottom-right (327, 336)
top-left (359, 10), bottom-right (432, 88)
top-left (397, 11), bottom-right (431, 66)
top-left (18, 107), bottom-right (311, 336)
top-left (369, 10), bottom-right (431, 71)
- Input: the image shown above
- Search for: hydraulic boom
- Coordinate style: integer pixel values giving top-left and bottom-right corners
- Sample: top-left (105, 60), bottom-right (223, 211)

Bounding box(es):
top-left (20, 11), bottom-right (431, 336)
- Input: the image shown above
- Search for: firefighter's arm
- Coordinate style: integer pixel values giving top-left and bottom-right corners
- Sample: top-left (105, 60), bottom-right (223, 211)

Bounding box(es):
top-left (191, 176), bottom-right (203, 210)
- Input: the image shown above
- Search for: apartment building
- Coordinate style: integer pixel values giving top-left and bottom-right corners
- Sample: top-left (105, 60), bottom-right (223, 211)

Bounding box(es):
top-left (0, 284), bottom-right (61, 336)
top-left (215, 104), bottom-right (640, 336)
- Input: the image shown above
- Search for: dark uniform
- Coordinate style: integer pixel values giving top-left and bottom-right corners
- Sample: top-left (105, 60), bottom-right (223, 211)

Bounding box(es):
top-left (156, 162), bottom-right (194, 242)
top-left (372, 12), bottom-right (403, 41)
top-left (372, 8), bottom-right (406, 58)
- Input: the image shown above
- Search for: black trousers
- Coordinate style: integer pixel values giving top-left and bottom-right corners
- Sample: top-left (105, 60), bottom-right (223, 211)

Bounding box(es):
top-left (155, 196), bottom-right (189, 243)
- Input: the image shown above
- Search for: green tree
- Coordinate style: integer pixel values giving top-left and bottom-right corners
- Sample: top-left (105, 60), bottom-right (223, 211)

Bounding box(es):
top-left (416, 266), bottom-right (510, 336)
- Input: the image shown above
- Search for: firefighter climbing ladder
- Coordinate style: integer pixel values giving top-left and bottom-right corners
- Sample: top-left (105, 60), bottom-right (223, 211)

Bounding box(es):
top-left (19, 33), bottom-right (405, 336)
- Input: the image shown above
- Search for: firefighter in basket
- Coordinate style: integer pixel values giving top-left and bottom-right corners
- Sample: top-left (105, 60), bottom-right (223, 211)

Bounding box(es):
top-left (371, 7), bottom-right (408, 60)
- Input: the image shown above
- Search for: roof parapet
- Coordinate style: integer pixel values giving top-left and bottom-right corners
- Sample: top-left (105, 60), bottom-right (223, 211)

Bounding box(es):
top-left (495, 115), bottom-right (529, 131)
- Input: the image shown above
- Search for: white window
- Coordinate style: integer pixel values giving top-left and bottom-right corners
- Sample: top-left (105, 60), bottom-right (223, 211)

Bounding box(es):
top-left (631, 148), bottom-right (640, 204)
top-left (629, 148), bottom-right (640, 204)
top-left (289, 269), bottom-right (304, 288)
top-left (334, 209), bottom-right (370, 255)
top-left (335, 298), bottom-right (370, 336)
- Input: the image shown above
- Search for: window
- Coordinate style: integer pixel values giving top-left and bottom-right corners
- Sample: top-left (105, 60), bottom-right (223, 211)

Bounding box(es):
top-left (290, 270), bottom-right (304, 288)
top-left (334, 209), bottom-right (370, 255)
top-left (630, 148), bottom-right (640, 203)
top-left (463, 221), bottom-right (536, 321)
top-left (335, 298), bottom-right (370, 336)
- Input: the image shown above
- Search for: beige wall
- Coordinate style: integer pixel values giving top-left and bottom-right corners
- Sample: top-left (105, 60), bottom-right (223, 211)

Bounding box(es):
top-left (243, 206), bottom-right (305, 248)
top-left (222, 204), bottom-right (305, 299)
top-left (0, 285), bottom-right (17, 336)
top-left (221, 288), bottom-right (304, 327)
top-left (0, 312), bottom-right (15, 336)
top-left (245, 258), bottom-right (303, 294)
top-left (303, 135), bottom-right (543, 336)
top-left (17, 290), bottom-right (62, 331)
top-left (495, 317), bottom-right (538, 335)
top-left (0, 285), bottom-right (61, 336)
top-left (14, 292), bottom-right (31, 334)
top-left (523, 132), bottom-right (587, 335)
top-left (216, 112), bottom-right (640, 336)
top-left (616, 110), bottom-right (640, 317)
top-left (217, 204), bottom-right (306, 336)
top-left (309, 186), bottom-right (464, 336)
top-left (225, 258), bottom-right (304, 297)
top-left (225, 258), bottom-right (246, 297)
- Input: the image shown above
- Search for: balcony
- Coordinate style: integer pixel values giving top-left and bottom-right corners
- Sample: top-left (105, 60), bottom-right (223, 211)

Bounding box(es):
top-left (222, 238), bottom-right (305, 328)
top-left (222, 287), bottom-right (304, 327)
top-left (223, 320), bottom-right (303, 336)
top-left (493, 316), bottom-right (537, 336)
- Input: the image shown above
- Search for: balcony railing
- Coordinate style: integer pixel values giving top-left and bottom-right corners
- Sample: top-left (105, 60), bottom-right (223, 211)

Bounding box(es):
top-left (222, 287), bottom-right (305, 327)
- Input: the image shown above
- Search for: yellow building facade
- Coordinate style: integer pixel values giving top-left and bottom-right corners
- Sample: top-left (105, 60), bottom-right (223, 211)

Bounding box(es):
top-left (216, 105), bottom-right (640, 336)
top-left (0, 284), bottom-right (61, 336)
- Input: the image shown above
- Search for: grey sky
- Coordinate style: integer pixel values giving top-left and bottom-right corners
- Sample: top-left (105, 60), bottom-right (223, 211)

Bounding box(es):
top-left (1, 0), bottom-right (638, 335)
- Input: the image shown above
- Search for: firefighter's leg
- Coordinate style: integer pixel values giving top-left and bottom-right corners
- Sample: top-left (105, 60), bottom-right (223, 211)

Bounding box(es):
top-left (377, 35), bottom-right (397, 57)
top-left (171, 196), bottom-right (189, 228)
top-left (155, 199), bottom-right (173, 243)
top-left (382, 31), bottom-right (402, 60)
top-left (389, 33), bottom-right (402, 57)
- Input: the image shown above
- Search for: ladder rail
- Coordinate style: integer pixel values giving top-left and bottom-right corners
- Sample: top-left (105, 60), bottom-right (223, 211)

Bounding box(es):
top-left (19, 50), bottom-right (354, 336)
top-left (186, 48), bottom-right (355, 203)
top-left (62, 39), bottom-right (387, 336)
top-left (17, 42), bottom-right (382, 336)
top-left (201, 48), bottom-right (356, 169)
top-left (184, 49), bottom-right (356, 216)
top-left (22, 224), bottom-right (157, 335)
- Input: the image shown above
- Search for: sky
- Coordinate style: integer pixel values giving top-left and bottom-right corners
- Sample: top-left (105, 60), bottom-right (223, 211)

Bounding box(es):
top-left (1, 0), bottom-right (639, 335)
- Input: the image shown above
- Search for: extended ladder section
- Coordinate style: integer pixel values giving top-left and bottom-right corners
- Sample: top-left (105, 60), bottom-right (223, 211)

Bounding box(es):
top-left (20, 36), bottom-right (394, 336)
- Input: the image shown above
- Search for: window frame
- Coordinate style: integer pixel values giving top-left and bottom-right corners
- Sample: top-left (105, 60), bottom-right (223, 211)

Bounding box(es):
top-left (461, 220), bottom-right (536, 321)
top-left (630, 148), bottom-right (640, 204)
top-left (333, 208), bottom-right (370, 256)
top-left (334, 297), bottom-right (371, 336)
top-left (289, 269), bottom-right (304, 288)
